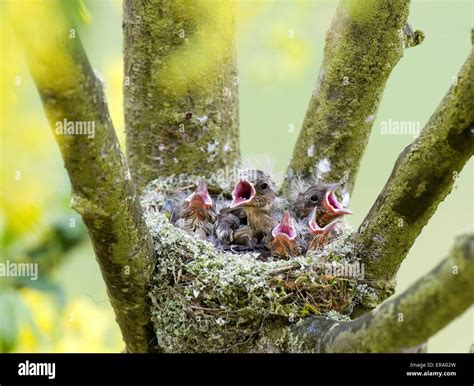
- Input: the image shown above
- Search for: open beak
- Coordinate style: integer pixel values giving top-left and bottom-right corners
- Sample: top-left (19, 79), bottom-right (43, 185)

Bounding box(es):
top-left (230, 178), bottom-right (256, 208)
top-left (272, 211), bottom-right (297, 244)
top-left (322, 183), bottom-right (353, 216)
top-left (185, 180), bottom-right (213, 209)
top-left (308, 207), bottom-right (339, 234)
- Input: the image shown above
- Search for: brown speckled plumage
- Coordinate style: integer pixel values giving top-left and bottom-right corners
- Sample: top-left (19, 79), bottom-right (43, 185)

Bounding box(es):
top-left (215, 170), bottom-right (281, 246)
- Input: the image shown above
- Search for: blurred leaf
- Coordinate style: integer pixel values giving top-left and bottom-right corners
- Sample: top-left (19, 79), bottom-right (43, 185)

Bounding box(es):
top-left (6, 215), bottom-right (87, 277)
top-left (13, 277), bottom-right (66, 309)
top-left (59, 0), bottom-right (92, 26)
top-left (0, 289), bottom-right (30, 352)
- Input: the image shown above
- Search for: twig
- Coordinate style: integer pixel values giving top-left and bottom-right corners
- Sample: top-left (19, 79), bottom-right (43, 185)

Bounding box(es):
top-left (269, 262), bottom-right (302, 275)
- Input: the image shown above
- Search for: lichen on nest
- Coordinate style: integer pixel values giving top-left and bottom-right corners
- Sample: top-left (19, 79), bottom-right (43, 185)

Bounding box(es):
top-left (141, 175), bottom-right (359, 352)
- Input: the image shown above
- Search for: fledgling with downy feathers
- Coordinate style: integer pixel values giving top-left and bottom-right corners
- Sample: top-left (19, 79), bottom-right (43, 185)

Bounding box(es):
top-left (291, 181), bottom-right (352, 226)
top-left (215, 170), bottom-right (284, 248)
top-left (171, 180), bottom-right (217, 241)
top-left (266, 211), bottom-right (303, 259)
top-left (162, 172), bottom-right (353, 259)
top-left (290, 179), bottom-right (352, 253)
top-left (304, 206), bottom-right (339, 253)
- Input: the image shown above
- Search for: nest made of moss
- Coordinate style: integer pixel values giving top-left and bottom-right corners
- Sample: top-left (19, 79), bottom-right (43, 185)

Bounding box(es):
top-left (142, 175), bottom-right (370, 353)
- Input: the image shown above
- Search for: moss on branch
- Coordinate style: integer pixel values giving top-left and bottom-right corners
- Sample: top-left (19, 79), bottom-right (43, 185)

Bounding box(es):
top-left (403, 23), bottom-right (425, 48)
top-left (291, 233), bottom-right (474, 352)
top-left (123, 0), bottom-right (239, 189)
top-left (355, 47), bottom-right (474, 295)
top-left (13, 2), bottom-right (157, 352)
top-left (284, 0), bottom-right (418, 197)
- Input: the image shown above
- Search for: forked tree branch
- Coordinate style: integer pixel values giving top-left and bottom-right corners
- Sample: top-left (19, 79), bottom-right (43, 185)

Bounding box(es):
top-left (283, 0), bottom-right (423, 196)
top-left (12, 0), bottom-right (472, 355)
top-left (290, 233), bottom-right (474, 353)
top-left (123, 0), bottom-right (240, 189)
top-left (355, 46), bottom-right (474, 291)
top-left (12, 2), bottom-right (158, 352)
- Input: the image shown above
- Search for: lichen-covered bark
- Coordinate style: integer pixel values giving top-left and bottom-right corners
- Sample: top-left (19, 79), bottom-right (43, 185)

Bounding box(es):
top-left (13, 3), bottom-right (157, 353)
top-left (123, 0), bottom-right (239, 189)
top-left (290, 233), bottom-right (474, 353)
top-left (355, 47), bottom-right (474, 293)
top-left (284, 0), bottom-right (422, 196)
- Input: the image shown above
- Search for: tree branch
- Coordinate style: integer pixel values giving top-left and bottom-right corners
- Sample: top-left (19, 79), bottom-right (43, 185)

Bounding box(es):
top-left (12, 2), bottom-right (158, 352)
top-left (123, 0), bottom-right (240, 189)
top-left (284, 0), bottom-right (420, 196)
top-left (354, 46), bottom-right (474, 291)
top-left (290, 233), bottom-right (474, 353)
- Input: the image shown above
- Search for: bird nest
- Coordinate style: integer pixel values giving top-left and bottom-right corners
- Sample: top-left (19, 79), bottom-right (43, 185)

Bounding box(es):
top-left (141, 175), bottom-right (373, 352)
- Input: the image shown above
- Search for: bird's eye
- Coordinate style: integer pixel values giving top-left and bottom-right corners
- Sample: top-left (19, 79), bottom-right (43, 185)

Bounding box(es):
top-left (260, 182), bottom-right (269, 191)
top-left (310, 193), bottom-right (320, 202)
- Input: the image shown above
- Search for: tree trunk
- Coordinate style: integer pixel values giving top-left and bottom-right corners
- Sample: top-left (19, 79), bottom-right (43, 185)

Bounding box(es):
top-left (123, 0), bottom-right (240, 189)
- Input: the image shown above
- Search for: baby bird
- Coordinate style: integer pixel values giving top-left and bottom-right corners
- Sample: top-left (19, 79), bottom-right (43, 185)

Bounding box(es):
top-left (173, 180), bottom-right (217, 240)
top-left (215, 170), bottom-right (280, 246)
top-left (267, 211), bottom-right (302, 259)
top-left (305, 206), bottom-right (339, 253)
top-left (292, 182), bottom-right (352, 227)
